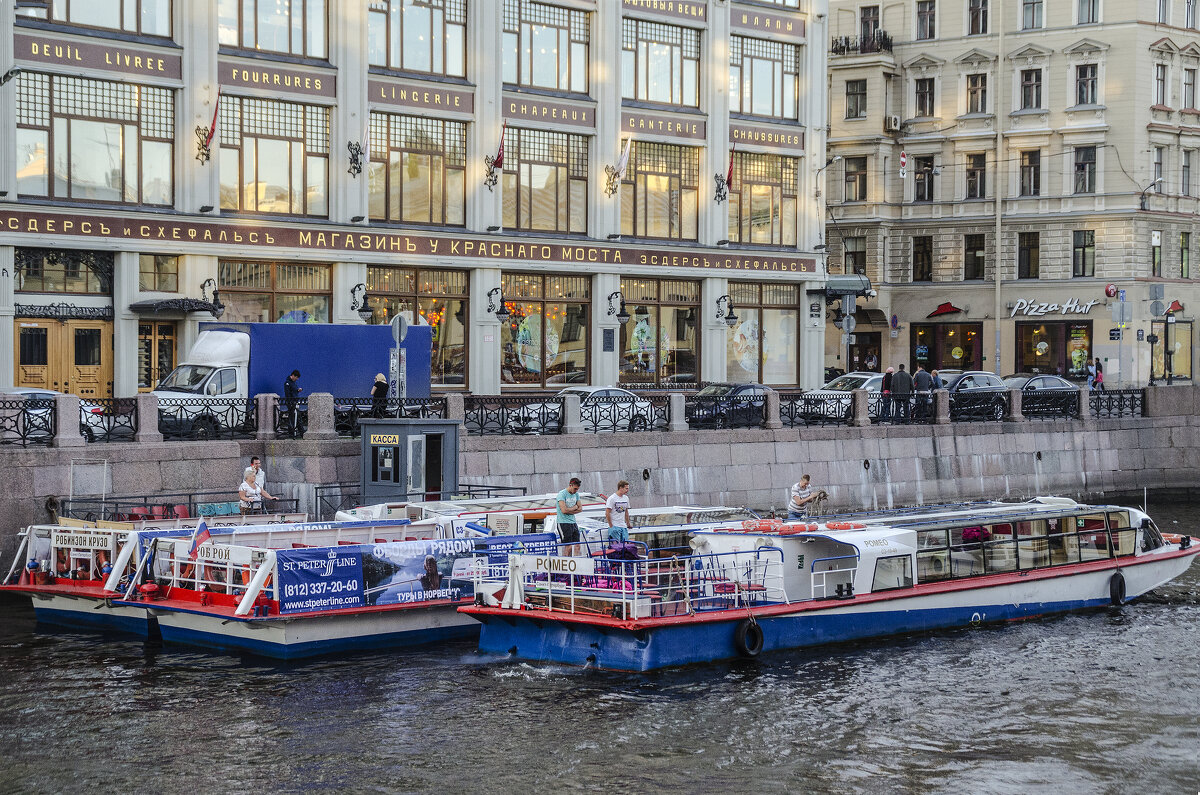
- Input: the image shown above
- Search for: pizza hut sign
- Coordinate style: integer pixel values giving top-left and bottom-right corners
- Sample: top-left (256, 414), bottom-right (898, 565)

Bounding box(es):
top-left (1010, 297), bottom-right (1102, 318)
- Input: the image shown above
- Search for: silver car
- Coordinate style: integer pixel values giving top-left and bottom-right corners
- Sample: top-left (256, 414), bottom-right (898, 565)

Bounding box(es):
top-left (506, 386), bottom-right (658, 434)
top-left (798, 371), bottom-right (884, 422)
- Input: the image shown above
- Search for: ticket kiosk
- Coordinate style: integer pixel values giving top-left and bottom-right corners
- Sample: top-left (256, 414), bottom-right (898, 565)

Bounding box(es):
top-left (359, 418), bottom-right (460, 504)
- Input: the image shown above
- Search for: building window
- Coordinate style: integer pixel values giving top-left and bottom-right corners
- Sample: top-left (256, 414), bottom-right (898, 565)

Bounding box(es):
top-left (1183, 232), bottom-right (1192, 278)
top-left (15, 248), bottom-right (113, 295)
top-left (1020, 150), bottom-right (1041, 196)
top-left (1073, 146), bottom-right (1096, 194)
top-left (367, 113), bottom-right (466, 226)
top-left (218, 96), bottom-right (329, 217)
top-left (502, 128), bottom-right (588, 235)
top-left (217, 0), bottom-right (326, 58)
top-left (1154, 146), bottom-right (1165, 191)
top-left (502, 0), bottom-right (589, 93)
top-left (1018, 232), bottom-right (1040, 279)
top-left (1160, 0), bottom-right (1171, 23)
top-left (16, 0), bottom-right (170, 36)
top-left (1151, 319), bottom-right (1193, 379)
top-left (1078, 0), bottom-right (1098, 23)
top-left (915, 78), bottom-right (935, 117)
top-left (15, 73), bottom-right (174, 206)
top-left (731, 36), bottom-right (801, 120)
top-left (1153, 239), bottom-right (1163, 277)
top-left (964, 234), bottom-right (985, 280)
top-left (1021, 69), bottom-right (1042, 109)
top-left (499, 274), bottom-right (589, 388)
top-left (844, 236), bottom-right (867, 275)
top-left (138, 255), bottom-right (178, 292)
top-left (617, 278), bottom-right (699, 387)
top-left (966, 153), bottom-right (986, 199)
top-left (844, 156), bottom-right (867, 201)
top-left (1156, 64), bottom-right (1168, 106)
top-left (1184, 150), bottom-right (1192, 196)
top-left (861, 6), bottom-right (880, 39)
top-left (917, 1), bottom-right (936, 39)
top-left (621, 18), bottom-right (700, 107)
top-left (1186, 69), bottom-right (1197, 108)
top-left (621, 142), bottom-right (698, 241)
top-left (366, 267), bottom-right (469, 387)
top-left (726, 282), bottom-right (799, 385)
top-left (1022, 0), bottom-right (1043, 28)
top-left (1076, 64), bottom-right (1098, 105)
top-left (912, 237), bottom-right (933, 281)
top-left (914, 155), bottom-right (935, 202)
top-left (1072, 230), bottom-right (1095, 277)
top-left (968, 0), bottom-right (988, 34)
top-left (967, 73), bottom-right (987, 114)
top-left (218, 261), bottom-right (332, 323)
top-left (845, 79), bottom-right (867, 119)
top-left (727, 153), bottom-right (798, 246)
top-left (368, 0), bottom-right (466, 77)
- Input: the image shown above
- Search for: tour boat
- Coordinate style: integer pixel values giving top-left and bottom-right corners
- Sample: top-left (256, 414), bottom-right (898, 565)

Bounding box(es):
top-left (458, 498), bottom-right (1200, 672)
top-left (113, 531), bottom-right (559, 659)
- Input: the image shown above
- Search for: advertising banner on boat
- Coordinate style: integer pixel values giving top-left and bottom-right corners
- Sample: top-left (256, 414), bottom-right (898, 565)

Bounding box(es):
top-left (276, 547), bottom-right (367, 614)
top-left (474, 533), bottom-right (559, 566)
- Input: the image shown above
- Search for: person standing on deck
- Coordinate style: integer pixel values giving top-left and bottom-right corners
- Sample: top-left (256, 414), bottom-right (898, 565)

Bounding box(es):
top-left (605, 480), bottom-right (632, 542)
top-left (556, 477), bottom-right (584, 555)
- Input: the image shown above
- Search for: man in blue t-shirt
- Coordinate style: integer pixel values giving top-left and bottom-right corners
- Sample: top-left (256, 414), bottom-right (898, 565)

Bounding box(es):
top-left (556, 477), bottom-right (583, 555)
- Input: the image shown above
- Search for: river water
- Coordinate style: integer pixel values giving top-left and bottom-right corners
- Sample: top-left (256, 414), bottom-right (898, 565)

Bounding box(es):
top-left (1, 500), bottom-right (1198, 794)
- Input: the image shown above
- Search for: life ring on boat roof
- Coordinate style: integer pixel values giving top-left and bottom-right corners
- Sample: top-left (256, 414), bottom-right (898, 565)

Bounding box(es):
top-left (742, 519), bottom-right (784, 533)
top-left (825, 521), bottom-right (866, 531)
top-left (1109, 571), bottom-right (1126, 606)
top-left (734, 619), bottom-right (764, 658)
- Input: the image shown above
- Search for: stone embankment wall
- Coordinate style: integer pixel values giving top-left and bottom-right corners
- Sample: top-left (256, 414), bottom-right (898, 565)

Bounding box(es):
top-left (2, 386), bottom-right (1198, 551)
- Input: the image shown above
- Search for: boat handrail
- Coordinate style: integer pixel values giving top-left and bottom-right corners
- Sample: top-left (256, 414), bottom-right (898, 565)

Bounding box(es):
top-left (234, 550), bottom-right (278, 616)
top-left (3, 529), bottom-right (31, 586)
top-left (810, 554), bottom-right (860, 599)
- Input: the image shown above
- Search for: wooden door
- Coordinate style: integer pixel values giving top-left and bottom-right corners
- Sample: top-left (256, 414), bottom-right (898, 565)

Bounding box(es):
top-left (15, 321), bottom-right (54, 390)
top-left (14, 320), bottom-right (113, 398)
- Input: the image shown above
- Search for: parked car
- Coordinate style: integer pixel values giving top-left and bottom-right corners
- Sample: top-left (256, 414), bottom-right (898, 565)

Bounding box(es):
top-left (506, 386), bottom-right (658, 434)
top-left (799, 372), bottom-right (884, 423)
top-left (1003, 373), bottom-right (1080, 418)
top-left (685, 383), bottom-right (770, 428)
top-left (0, 388), bottom-right (129, 442)
top-left (943, 371), bottom-right (1008, 421)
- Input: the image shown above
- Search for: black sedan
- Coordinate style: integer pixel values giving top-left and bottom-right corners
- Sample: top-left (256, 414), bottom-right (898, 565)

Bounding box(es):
top-left (685, 383), bottom-right (769, 428)
top-left (1003, 374), bottom-right (1081, 418)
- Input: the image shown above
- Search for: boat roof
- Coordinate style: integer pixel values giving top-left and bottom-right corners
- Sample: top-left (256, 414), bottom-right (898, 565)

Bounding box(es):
top-left (817, 498), bottom-right (1135, 531)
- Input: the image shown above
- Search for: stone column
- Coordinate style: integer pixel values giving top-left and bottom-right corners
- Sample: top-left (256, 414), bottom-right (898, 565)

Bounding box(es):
top-left (470, 268), bottom-right (502, 394)
top-left (561, 394), bottom-right (583, 434)
top-left (134, 393), bottom-right (163, 442)
top-left (851, 388), bottom-right (871, 427)
top-left (329, 0), bottom-right (369, 224)
top-left (179, 0), bottom-right (220, 214)
top-left (701, 277), bottom-right (730, 383)
top-left (305, 392), bottom-right (337, 440)
top-left (592, 272), bottom-right (621, 388)
top-left (669, 393), bottom-right (688, 432)
top-left (0, 0), bottom-right (14, 197)
top-left (1005, 388), bottom-right (1024, 422)
top-left (256, 393), bottom-right (278, 440)
top-left (112, 252), bottom-right (140, 397)
top-left (53, 395), bottom-right (86, 448)
top-left (764, 389), bottom-right (783, 430)
top-left (1077, 387), bottom-right (1094, 427)
top-left (592, 3), bottom-right (622, 239)
top-left (934, 389), bottom-right (950, 425)
top-left (0, 247), bottom-right (14, 390)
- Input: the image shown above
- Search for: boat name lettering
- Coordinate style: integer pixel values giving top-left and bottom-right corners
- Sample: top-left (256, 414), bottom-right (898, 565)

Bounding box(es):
top-left (52, 533), bottom-right (110, 550)
top-left (524, 555), bottom-right (596, 575)
top-left (1010, 298), bottom-right (1101, 318)
top-left (370, 433), bottom-right (400, 445)
top-left (861, 539), bottom-right (893, 547)
top-left (198, 545), bottom-right (230, 562)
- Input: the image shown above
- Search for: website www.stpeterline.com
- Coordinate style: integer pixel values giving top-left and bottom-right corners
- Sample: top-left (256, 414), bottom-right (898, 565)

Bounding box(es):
top-left (281, 595), bottom-right (361, 612)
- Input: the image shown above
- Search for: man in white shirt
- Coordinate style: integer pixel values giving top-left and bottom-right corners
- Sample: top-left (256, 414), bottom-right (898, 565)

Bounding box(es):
top-left (788, 474), bottom-right (816, 520)
top-left (244, 456), bottom-right (265, 490)
top-left (605, 480), bottom-right (632, 542)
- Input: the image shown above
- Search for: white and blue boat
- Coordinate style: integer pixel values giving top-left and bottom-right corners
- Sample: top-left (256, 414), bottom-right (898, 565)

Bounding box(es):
top-left (459, 498), bottom-right (1200, 672)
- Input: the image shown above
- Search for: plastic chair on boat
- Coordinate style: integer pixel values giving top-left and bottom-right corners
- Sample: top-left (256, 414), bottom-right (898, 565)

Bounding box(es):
top-left (172, 504), bottom-right (190, 519)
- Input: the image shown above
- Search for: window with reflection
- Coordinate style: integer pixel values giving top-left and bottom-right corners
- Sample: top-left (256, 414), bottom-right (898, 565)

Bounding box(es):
top-left (499, 274), bottom-right (589, 388)
top-left (15, 72), bottom-right (174, 206)
top-left (618, 279), bottom-right (699, 388)
top-left (16, 0), bottom-right (171, 37)
top-left (501, 128), bottom-right (588, 235)
top-left (368, 0), bottom-right (466, 77)
top-left (366, 267), bottom-right (469, 387)
top-left (367, 113), bottom-right (465, 226)
top-left (1152, 319), bottom-right (1193, 380)
top-left (218, 261), bottom-right (331, 323)
top-left (503, 0), bottom-right (590, 93)
top-left (139, 254), bottom-right (178, 292)
top-left (730, 35), bottom-right (799, 120)
top-left (621, 18), bottom-right (700, 107)
top-left (620, 142), bottom-right (699, 241)
top-left (138, 322), bottom-right (176, 392)
top-left (15, 248), bottom-right (113, 294)
top-left (219, 96), bottom-right (329, 217)
top-left (725, 282), bottom-right (799, 386)
top-left (218, 0), bottom-right (326, 58)
top-left (728, 152), bottom-right (798, 246)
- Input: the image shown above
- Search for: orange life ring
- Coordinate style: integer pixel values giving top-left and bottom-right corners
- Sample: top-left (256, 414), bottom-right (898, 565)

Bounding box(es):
top-left (1161, 533), bottom-right (1184, 543)
top-left (825, 521), bottom-right (866, 531)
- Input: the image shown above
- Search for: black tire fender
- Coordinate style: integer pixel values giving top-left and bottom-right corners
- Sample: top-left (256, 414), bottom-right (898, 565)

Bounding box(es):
top-left (734, 618), bottom-right (764, 658)
top-left (1109, 570), bottom-right (1127, 606)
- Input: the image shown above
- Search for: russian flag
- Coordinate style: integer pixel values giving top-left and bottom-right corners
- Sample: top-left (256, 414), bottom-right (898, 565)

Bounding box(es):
top-left (188, 520), bottom-right (211, 560)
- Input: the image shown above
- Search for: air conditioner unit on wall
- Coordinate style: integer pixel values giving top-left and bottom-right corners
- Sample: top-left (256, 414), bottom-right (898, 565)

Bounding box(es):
top-left (884, 115), bottom-right (901, 132)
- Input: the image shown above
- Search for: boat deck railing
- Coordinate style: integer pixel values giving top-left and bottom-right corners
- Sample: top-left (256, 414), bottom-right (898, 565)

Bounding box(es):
top-left (477, 545), bottom-right (790, 620)
top-left (811, 554), bottom-right (860, 599)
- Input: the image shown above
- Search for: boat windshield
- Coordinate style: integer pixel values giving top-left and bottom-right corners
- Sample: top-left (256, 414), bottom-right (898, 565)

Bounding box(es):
top-left (158, 365), bottom-right (214, 392)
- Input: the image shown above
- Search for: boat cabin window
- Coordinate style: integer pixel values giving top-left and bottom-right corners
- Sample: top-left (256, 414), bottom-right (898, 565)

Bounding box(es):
top-left (1075, 513), bottom-right (1112, 562)
top-left (1140, 519), bottom-right (1165, 552)
top-left (1108, 512), bottom-right (1136, 557)
top-left (916, 529), bottom-right (950, 582)
top-left (983, 523), bottom-right (1018, 573)
top-left (872, 554), bottom-right (913, 592)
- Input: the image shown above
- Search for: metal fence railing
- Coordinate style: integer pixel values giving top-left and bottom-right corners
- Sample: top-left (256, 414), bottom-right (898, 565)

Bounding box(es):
top-left (333, 397), bottom-right (448, 437)
top-left (780, 391), bottom-right (852, 427)
top-left (274, 399), bottom-right (307, 439)
top-left (313, 482), bottom-right (529, 521)
top-left (1021, 389), bottom-right (1081, 421)
top-left (0, 397), bottom-right (56, 447)
top-left (948, 390), bottom-right (1009, 423)
top-left (1091, 389), bottom-right (1144, 418)
top-left (465, 395), bottom-right (563, 436)
top-left (60, 490), bottom-right (300, 523)
top-left (158, 398), bottom-right (257, 440)
top-left (683, 395), bottom-right (767, 429)
top-left (82, 398), bottom-right (138, 443)
top-left (579, 394), bottom-right (669, 433)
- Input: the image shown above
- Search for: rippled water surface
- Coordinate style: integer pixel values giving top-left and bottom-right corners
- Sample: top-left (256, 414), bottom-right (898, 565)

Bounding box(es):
top-left (1, 501), bottom-right (1198, 794)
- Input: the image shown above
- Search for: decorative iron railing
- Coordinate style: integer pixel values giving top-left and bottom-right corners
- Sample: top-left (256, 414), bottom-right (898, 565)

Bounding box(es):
top-left (830, 31), bottom-right (894, 55)
top-left (81, 398), bottom-right (138, 442)
top-left (780, 391), bottom-right (852, 427)
top-left (1090, 389), bottom-right (1144, 418)
top-left (333, 397), bottom-right (448, 437)
top-left (0, 397), bottom-right (55, 447)
top-left (1021, 389), bottom-right (1081, 421)
top-left (464, 395), bottom-right (564, 436)
top-left (579, 395), bottom-right (669, 433)
top-left (274, 399), bottom-right (308, 439)
top-left (866, 393), bottom-right (936, 425)
top-left (683, 395), bottom-right (766, 429)
top-left (158, 398), bottom-right (257, 440)
top-left (948, 390), bottom-right (1009, 423)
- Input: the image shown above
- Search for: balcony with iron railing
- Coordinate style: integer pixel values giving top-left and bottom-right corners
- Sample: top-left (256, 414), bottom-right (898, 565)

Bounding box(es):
top-left (830, 30), bottom-right (894, 56)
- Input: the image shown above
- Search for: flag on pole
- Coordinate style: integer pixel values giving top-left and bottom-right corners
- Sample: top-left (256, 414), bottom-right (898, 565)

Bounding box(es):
top-left (204, 88), bottom-right (222, 150)
top-left (492, 122), bottom-right (507, 169)
top-left (614, 137), bottom-right (632, 180)
top-left (188, 520), bottom-right (211, 560)
top-left (725, 142), bottom-right (736, 186)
